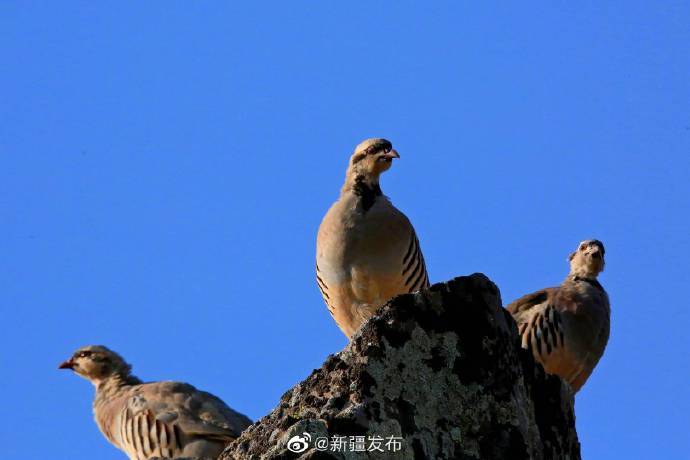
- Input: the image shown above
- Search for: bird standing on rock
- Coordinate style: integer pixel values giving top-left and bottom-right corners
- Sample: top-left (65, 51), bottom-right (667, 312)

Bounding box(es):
top-left (506, 240), bottom-right (610, 392)
top-left (316, 138), bottom-right (429, 338)
top-left (59, 345), bottom-right (251, 459)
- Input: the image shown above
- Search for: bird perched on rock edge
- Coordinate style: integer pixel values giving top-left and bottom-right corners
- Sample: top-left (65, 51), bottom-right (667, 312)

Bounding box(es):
top-left (506, 240), bottom-right (610, 392)
top-left (59, 345), bottom-right (251, 459)
top-left (316, 138), bottom-right (429, 338)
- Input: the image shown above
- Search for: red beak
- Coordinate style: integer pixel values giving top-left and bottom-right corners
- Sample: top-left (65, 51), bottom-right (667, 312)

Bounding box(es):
top-left (58, 359), bottom-right (74, 370)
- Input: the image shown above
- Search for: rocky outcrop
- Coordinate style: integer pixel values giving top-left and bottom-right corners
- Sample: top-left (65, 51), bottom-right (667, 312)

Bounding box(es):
top-left (220, 274), bottom-right (580, 459)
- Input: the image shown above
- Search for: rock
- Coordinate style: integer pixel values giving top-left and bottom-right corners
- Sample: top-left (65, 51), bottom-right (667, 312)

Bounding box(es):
top-left (220, 274), bottom-right (580, 460)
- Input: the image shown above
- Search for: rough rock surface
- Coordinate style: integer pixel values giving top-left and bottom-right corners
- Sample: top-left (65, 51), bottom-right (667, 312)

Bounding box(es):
top-left (220, 274), bottom-right (581, 460)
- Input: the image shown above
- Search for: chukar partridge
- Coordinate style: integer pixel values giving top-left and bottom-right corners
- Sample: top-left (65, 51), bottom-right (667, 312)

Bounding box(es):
top-left (316, 138), bottom-right (429, 338)
top-left (59, 345), bottom-right (251, 459)
top-left (506, 240), bottom-right (610, 392)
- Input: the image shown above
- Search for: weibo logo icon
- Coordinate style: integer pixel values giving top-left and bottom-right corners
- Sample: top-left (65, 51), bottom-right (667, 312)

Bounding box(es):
top-left (287, 432), bottom-right (311, 453)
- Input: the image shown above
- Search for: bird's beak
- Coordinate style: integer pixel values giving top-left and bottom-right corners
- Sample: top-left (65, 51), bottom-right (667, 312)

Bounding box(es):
top-left (383, 149), bottom-right (400, 160)
top-left (58, 359), bottom-right (74, 370)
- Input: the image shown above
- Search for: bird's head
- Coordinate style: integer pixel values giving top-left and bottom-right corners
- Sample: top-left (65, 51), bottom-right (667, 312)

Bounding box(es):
top-left (59, 345), bottom-right (132, 384)
top-left (569, 239), bottom-right (606, 278)
top-left (347, 138), bottom-right (399, 179)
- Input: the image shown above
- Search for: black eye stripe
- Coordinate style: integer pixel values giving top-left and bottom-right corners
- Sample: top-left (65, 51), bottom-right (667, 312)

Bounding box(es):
top-left (363, 141), bottom-right (392, 156)
top-left (76, 350), bottom-right (108, 361)
top-left (580, 242), bottom-right (605, 255)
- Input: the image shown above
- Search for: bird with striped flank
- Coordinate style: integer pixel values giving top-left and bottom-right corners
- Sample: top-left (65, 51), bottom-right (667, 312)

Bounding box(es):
top-left (59, 345), bottom-right (251, 459)
top-left (316, 138), bottom-right (429, 338)
top-left (506, 240), bottom-right (611, 393)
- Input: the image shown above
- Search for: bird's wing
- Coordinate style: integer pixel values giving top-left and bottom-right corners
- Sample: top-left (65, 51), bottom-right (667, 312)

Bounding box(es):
top-left (507, 288), bottom-right (566, 358)
top-left (508, 283), bottom-right (611, 392)
top-left (506, 288), bottom-right (554, 316)
top-left (111, 381), bottom-right (250, 458)
top-left (142, 381), bottom-right (250, 440)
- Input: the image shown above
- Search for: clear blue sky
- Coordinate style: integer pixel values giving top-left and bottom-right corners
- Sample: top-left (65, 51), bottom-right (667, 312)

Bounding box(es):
top-left (1, 2), bottom-right (688, 459)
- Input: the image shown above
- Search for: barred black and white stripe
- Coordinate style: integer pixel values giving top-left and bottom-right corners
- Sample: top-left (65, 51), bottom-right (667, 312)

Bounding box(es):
top-left (518, 305), bottom-right (565, 358)
top-left (119, 408), bottom-right (182, 459)
top-left (316, 264), bottom-right (335, 317)
top-left (402, 230), bottom-right (429, 292)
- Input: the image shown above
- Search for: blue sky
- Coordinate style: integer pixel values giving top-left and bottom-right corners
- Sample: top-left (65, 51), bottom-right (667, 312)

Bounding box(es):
top-left (1, 2), bottom-right (689, 459)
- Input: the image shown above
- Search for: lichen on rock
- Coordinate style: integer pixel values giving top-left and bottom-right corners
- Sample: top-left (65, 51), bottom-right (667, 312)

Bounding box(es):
top-left (220, 274), bottom-right (580, 460)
